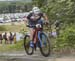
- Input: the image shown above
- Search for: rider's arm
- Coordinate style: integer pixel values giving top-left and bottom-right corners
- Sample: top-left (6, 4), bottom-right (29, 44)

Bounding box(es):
top-left (42, 13), bottom-right (48, 21)
top-left (27, 13), bottom-right (32, 20)
top-left (24, 13), bottom-right (32, 24)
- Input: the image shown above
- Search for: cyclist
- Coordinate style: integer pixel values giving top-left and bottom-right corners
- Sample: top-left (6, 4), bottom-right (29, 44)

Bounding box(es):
top-left (26, 6), bottom-right (49, 47)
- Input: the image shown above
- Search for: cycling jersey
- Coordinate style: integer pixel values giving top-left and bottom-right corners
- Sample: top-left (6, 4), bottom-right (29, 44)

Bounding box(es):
top-left (27, 12), bottom-right (44, 28)
top-left (27, 12), bottom-right (43, 22)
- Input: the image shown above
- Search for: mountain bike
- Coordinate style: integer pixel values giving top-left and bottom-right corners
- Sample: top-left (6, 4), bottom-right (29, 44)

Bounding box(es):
top-left (24, 24), bottom-right (50, 57)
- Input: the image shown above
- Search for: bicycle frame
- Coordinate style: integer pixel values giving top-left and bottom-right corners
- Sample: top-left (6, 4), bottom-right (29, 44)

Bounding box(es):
top-left (32, 28), bottom-right (43, 47)
top-left (26, 24), bottom-right (46, 48)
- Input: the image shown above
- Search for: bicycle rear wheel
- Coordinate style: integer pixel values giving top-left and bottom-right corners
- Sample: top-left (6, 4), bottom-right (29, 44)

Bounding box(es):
top-left (38, 32), bottom-right (50, 57)
top-left (24, 35), bottom-right (34, 55)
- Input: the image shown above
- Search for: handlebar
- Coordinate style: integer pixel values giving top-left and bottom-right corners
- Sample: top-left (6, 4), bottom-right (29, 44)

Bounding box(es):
top-left (26, 25), bottom-right (36, 28)
top-left (26, 21), bottom-right (50, 28)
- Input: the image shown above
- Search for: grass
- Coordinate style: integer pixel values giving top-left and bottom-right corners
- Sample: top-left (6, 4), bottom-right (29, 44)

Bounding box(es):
top-left (0, 22), bottom-right (29, 33)
top-left (0, 40), bottom-right (24, 52)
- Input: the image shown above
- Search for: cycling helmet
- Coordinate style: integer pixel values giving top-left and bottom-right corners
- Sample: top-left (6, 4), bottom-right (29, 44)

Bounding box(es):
top-left (32, 7), bottom-right (41, 14)
top-left (29, 11), bottom-right (33, 13)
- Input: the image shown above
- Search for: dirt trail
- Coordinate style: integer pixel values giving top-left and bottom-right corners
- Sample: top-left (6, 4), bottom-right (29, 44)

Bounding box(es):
top-left (0, 51), bottom-right (75, 61)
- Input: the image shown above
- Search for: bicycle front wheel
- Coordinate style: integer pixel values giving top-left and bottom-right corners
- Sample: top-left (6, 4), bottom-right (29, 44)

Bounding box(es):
top-left (24, 35), bottom-right (34, 55)
top-left (38, 32), bottom-right (50, 57)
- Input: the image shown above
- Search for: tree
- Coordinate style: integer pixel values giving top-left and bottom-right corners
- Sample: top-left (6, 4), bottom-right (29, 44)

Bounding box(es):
top-left (32, 0), bottom-right (47, 8)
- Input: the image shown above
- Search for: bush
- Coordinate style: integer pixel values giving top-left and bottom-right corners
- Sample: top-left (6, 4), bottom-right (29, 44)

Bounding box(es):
top-left (54, 26), bottom-right (75, 51)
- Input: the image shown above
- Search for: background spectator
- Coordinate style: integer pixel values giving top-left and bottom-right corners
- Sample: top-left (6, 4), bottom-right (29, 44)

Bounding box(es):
top-left (0, 33), bottom-right (3, 44)
top-left (3, 32), bottom-right (8, 44)
top-left (14, 33), bottom-right (16, 44)
top-left (9, 32), bottom-right (14, 44)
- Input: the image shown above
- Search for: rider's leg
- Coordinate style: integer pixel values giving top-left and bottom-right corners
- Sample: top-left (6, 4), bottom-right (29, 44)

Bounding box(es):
top-left (34, 31), bottom-right (38, 44)
top-left (29, 28), bottom-right (35, 47)
top-left (30, 28), bottom-right (35, 41)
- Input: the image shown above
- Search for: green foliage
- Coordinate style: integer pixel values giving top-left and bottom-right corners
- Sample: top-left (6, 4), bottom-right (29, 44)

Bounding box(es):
top-left (54, 25), bottom-right (75, 50)
top-left (20, 28), bottom-right (27, 35)
top-left (34, 0), bottom-right (75, 24)
top-left (32, 0), bottom-right (46, 8)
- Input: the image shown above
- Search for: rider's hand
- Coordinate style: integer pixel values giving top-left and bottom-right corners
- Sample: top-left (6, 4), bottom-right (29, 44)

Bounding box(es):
top-left (44, 20), bottom-right (49, 25)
